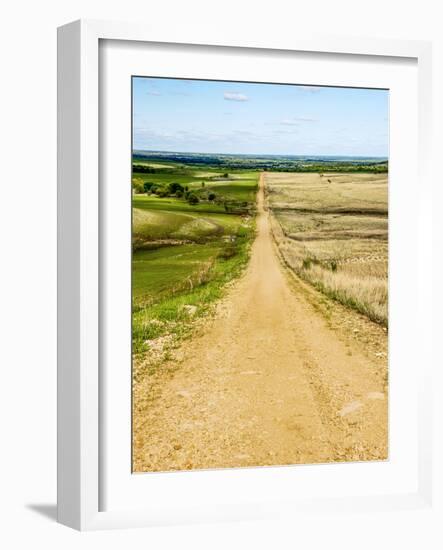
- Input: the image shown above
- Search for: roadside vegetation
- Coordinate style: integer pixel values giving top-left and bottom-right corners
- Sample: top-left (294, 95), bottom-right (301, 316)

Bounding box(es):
top-left (132, 159), bottom-right (258, 379)
top-left (266, 172), bottom-right (388, 326)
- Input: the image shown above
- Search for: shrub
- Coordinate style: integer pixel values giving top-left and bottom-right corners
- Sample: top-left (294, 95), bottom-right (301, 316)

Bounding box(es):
top-left (218, 243), bottom-right (238, 259)
top-left (143, 181), bottom-right (155, 193)
top-left (132, 164), bottom-right (156, 174)
top-left (236, 226), bottom-right (248, 238)
top-left (155, 186), bottom-right (169, 197)
top-left (133, 182), bottom-right (144, 194)
top-left (302, 257), bottom-right (319, 270)
top-left (168, 182), bottom-right (184, 195)
top-left (187, 193), bottom-right (200, 205)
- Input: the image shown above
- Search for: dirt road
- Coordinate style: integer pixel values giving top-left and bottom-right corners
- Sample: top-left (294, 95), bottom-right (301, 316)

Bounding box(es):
top-left (133, 173), bottom-right (388, 472)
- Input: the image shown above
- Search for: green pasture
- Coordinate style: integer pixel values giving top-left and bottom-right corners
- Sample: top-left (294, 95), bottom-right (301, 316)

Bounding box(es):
top-left (133, 195), bottom-right (226, 214)
top-left (131, 161), bottom-right (258, 359)
top-left (132, 238), bottom-right (253, 356)
top-left (133, 243), bottom-right (221, 304)
top-left (133, 204), bottom-right (250, 244)
top-left (132, 162), bottom-right (258, 204)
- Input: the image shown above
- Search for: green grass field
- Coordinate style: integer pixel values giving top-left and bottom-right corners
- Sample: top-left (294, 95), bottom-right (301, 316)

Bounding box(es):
top-left (133, 195), bottom-right (225, 214)
top-left (133, 243), bottom-right (223, 305)
top-left (132, 161), bottom-right (258, 368)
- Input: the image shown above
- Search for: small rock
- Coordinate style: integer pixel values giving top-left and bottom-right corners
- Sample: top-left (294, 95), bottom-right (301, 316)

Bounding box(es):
top-left (176, 390), bottom-right (191, 399)
top-left (339, 401), bottom-right (363, 417)
top-left (234, 453), bottom-right (250, 460)
top-left (367, 392), bottom-right (385, 400)
top-left (182, 304), bottom-right (197, 316)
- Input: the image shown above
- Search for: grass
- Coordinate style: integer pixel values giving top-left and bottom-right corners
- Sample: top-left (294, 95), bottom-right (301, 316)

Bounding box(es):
top-left (132, 162), bottom-right (258, 372)
top-left (206, 181), bottom-right (257, 202)
top-left (133, 195), bottom-right (226, 214)
top-left (133, 243), bottom-right (222, 305)
top-left (133, 167), bottom-right (258, 203)
top-left (132, 238), bottom-right (252, 367)
top-left (267, 172), bottom-right (387, 214)
top-left (267, 172), bottom-right (388, 326)
top-left (132, 203), bottom-right (252, 249)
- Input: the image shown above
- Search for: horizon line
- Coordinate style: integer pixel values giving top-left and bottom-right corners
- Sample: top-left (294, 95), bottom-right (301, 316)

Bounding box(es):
top-left (133, 148), bottom-right (388, 160)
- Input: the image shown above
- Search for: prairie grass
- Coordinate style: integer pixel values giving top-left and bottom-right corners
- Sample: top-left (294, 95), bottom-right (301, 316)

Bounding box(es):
top-left (267, 172), bottom-right (388, 326)
top-left (267, 172), bottom-right (387, 214)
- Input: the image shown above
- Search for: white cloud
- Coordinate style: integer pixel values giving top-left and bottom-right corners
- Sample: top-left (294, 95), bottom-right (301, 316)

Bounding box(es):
top-left (146, 90), bottom-right (161, 96)
top-left (233, 129), bottom-right (253, 135)
top-left (273, 128), bottom-right (300, 135)
top-left (280, 117), bottom-right (317, 125)
top-left (224, 92), bottom-right (249, 102)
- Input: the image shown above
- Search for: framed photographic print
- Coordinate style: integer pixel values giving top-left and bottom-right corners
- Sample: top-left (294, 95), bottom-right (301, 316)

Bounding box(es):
top-left (57, 19), bottom-right (434, 530)
top-left (130, 77), bottom-right (390, 473)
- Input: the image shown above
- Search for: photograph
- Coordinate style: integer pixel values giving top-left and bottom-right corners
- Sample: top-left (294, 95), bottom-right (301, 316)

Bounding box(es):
top-left (131, 76), bottom-right (389, 473)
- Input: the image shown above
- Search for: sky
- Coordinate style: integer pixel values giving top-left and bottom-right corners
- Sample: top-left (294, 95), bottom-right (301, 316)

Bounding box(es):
top-left (133, 77), bottom-right (389, 157)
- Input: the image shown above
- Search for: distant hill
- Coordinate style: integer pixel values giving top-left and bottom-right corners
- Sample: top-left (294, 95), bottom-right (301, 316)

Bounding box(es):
top-left (133, 150), bottom-right (388, 173)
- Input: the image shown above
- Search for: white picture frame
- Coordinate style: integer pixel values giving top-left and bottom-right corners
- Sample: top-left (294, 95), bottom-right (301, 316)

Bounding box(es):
top-left (57, 19), bottom-right (434, 531)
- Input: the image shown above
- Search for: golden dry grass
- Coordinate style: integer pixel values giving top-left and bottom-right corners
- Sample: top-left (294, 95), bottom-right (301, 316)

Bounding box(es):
top-left (266, 172), bottom-right (388, 325)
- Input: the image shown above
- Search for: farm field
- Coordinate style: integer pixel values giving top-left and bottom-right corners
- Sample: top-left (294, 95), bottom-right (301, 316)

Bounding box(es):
top-left (265, 172), bottom-right (388, 325)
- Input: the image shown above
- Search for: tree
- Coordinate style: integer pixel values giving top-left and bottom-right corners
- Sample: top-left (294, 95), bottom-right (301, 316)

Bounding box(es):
top-left (143, 181), bottom-right (155, 193)
top-left (187, 193), bottom-right (199, 205)
top-left (155, 186), bottom-right (168, 197)
top-left (208, 192), bottom-right (216, 201)
top-left (132, 164), bottom-right (156, 174)
top-left (201, 181), bottom-right (205, 187)
top-left (168, 182), bottom-right (184, 195)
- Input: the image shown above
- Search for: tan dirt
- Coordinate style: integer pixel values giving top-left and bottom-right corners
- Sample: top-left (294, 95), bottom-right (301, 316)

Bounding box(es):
top-left (133, 173), bottom-right (388, 472)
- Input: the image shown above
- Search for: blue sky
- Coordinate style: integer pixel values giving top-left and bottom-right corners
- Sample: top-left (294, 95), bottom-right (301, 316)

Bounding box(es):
top-left (133, 77), bottom-right (389, 157)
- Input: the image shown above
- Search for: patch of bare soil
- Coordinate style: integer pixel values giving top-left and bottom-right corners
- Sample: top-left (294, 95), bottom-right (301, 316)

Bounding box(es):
top-left (133, 173), bottom-right (388, 472)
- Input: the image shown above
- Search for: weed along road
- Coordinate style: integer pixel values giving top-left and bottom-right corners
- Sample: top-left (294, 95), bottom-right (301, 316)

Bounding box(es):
top-left (133, 173), bottom-right (388, 472)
